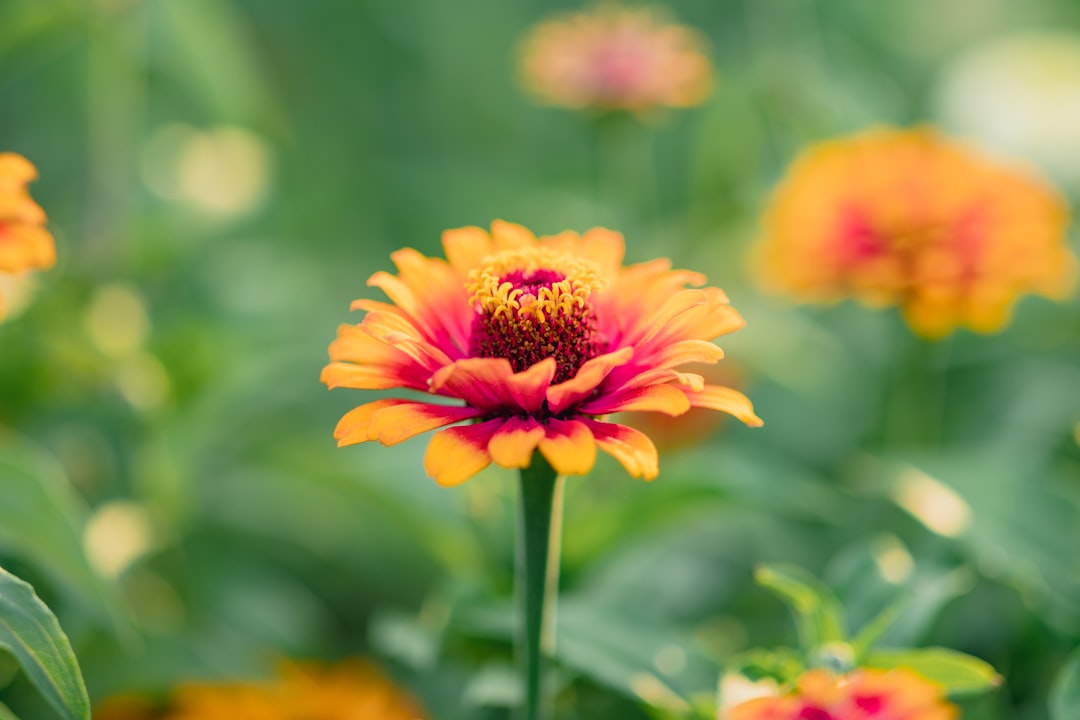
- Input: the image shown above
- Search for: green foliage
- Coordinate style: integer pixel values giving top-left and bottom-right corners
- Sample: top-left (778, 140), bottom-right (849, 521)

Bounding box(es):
top-left (0, 567), bottom-right (89, 720)
top-left (0, 432), bottom-right (121, 627)
top-left (1050, 648), bottom-right (1080, 720)
top-left (755, 565), bottom-right (845, 654)
top-left (865, 648), bottom-right (1001, 698)
top-left (1, 0), bottom-right (1079, 719)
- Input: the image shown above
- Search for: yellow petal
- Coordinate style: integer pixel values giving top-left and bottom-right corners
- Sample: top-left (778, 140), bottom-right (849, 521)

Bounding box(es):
top-left (424, 420), bottom-right (501, 486)
top-left (538, 419), bottom-right (596, 476)
top-left (488, 417), bottom-right (545, 469)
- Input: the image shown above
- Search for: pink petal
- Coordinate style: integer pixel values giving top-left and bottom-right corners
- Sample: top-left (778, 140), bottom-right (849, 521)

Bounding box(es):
top-left (546, 347), bottom-right (633, 415)
top-left (579, 383), bottom-right (691, 416)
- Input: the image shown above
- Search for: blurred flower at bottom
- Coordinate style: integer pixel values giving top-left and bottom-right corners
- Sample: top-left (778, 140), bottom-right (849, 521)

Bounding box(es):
top-left (0, 152), bottom-right (56, 318)
top-left (724, 668), bottom-right (957, 720)
top-left (94, 660), bottom-right (425, 720)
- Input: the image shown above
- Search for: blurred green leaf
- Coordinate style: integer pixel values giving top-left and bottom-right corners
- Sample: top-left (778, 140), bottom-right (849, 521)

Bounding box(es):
top-left (0, 566), bottom-right (90, 720)
top-left (1050, 647), bottom-right (1080, 720)
top-left (459, 598), bottom-right (715, 713)
top-left (0, 431), bottom-right (122, 627)
top-left (154, 0), bottom-right (277, 126)
top-left (724, 647), bottom-right (804, 686)
top-left (0, 701), bottom-right (18, 720)
top-left (864, 647), bottom-right (1000, 697)
top-left (755, 565), bottom-right (846, 652)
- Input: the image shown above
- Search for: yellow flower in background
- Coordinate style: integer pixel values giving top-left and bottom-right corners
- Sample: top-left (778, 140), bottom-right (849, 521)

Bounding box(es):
top-left (519, 3), bottom-right (713, 112)
top-left (322, 220), bottom-right (761, 487)
top-left (0, 153), bottom-right (56, 317)
top-left (753, 127), bottom-right (1076, 338)
top-left (95, 660), bottom-right (424, 720)
top-left (726, 668), bottom-right (958, 720)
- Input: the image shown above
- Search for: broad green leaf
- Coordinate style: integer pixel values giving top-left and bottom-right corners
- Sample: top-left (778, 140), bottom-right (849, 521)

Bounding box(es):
top-left (0, 567), bottom-right (90, 720)
top-left (0, 701), bottom-right (18, 720)
top-left (1050, 647), bottom-right (1080, 720)
top-left (755, 564), bottom-right (846, 652)
top-left (459, 599), bottom-right (715, 713)
top-left (865, 648), bottom-right (1000, 697)
top-left (0, 432), bottom-right (124, 629)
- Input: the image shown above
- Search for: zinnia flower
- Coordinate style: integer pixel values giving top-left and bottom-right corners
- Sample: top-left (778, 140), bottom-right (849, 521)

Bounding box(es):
top-left (94, 660), bottom-right (424, 720)
top-left (518, 3), bottom-right (713, 111)
top-left (753, 127), bottom-right (1076, 338)
top-left (321, 220), bottom-right (761, 487)
top-left (726, 668), bottom-right (958, 720)
top-left (0, 153), bottom-right (56, 316)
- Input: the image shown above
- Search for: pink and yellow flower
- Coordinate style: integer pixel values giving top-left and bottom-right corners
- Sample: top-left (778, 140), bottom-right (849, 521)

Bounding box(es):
top-left (95, 660), bottom-right (424, 720)
top-left (726, 668), bottom-right (958, 720)
top-left (322, 221), bottom-right (761, 486)
top-left (519, 3), bottom-right (713, 112)
top-left (753, 127), bottom-right (1075, 338)
top-left (0, 153), bottom-right (56, 316)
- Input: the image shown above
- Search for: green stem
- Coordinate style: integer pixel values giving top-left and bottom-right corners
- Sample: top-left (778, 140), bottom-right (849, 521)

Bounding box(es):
top-left (517, 454), bottom-right (563, 720)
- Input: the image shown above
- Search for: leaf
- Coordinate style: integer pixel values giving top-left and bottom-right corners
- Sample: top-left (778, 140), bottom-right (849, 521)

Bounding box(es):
top-left (864, 647), bottom-right (1001, 698)
top-left (457, 598), bottom-right (716, 713)
top-left (1050, 647), bottom-right (1080, 720)
top-left (0, 701), bottom-right (19, 720)
top-left (0, 566), bottom-right (90, 720)
top-left (755, 564), bottom-right (846, 652)
top-left (0, 431), bottom-right (123, 627)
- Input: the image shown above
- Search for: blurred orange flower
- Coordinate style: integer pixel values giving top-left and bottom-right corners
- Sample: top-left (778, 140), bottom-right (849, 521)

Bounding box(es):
top-left (322, 220), bottom-right (761, 487)
top-left (0, 153), bottom-right (56, 316)
top-left (95, 660), bottom-right (424, 720)
top-left (519, 3), bottom-right (713, 112)
top-left (727, 668), bottom-right (958, 720)
top-left (753, 127), bottom-right (1076, 338)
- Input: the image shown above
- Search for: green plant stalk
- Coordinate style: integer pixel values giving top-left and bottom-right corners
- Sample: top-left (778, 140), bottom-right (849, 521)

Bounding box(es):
top-left (517, 454), bottom-right (563, 720)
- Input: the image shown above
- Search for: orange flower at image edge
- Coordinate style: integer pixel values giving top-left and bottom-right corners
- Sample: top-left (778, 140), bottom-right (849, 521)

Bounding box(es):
top-left (754, 127), bottom-right (1076, 338)
top-left (519, 3), bottom-right (713, 111)
top-left (322, 221), bottom-right (762, 486)
top-left (95, 660), bottom-right (424, 720)
top-left (0, 153), bottom-right (56, 316)
top-left (728, 668), bottom-right (958, 720)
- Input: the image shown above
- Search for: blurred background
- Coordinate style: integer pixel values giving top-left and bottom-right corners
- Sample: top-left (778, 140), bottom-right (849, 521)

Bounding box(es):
top-left (1, 0), bottom-right (1078, 718)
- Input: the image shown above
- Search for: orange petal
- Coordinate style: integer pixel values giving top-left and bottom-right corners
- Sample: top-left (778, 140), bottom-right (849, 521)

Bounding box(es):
top-left (685, 385), bottom-right (763, 427)
top-left (0, 153), bottom-right (37, 191)
top-left (369, 402), bottom-right (483, 446)
top-left (0, 224), bottom-right (55, 272)
top-left (488, 417), bottom-right (545, 469)
top-left (540, 227), bottom-right (625, 278)
top-left (490, 219), bottom-right (537, 250)
top-left (538, 419), bottom-right (596, 476)
top-left (546, 347), bottom-right (633, 415)
top-left (442, 225), bottom-right (495, 276)
top-left (649, 339), bottom-right (725, 368)
top-left (424, 419), bottom-right (502, 486)
top-left (579, 383), bottom-right (691, 416)
top-left (320, 362), bottom-right (428, 391)
top-left (581, 419), bottom-right (659, 480)
top-left (389, 248), bottom-right (472, 346)
top-left (334, 399), bottom-right (411, 446)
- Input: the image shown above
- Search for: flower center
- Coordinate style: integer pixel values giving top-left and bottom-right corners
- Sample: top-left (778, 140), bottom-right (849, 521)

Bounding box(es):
top-left (466, 248), bottom-right (606, 383)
